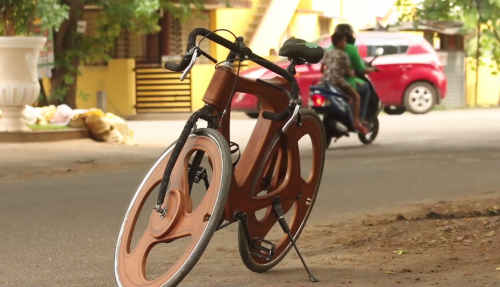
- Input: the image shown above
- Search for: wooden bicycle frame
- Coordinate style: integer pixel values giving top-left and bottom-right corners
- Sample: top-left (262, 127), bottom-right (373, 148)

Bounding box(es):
top-left (201, 65), bottom-right (303, 221)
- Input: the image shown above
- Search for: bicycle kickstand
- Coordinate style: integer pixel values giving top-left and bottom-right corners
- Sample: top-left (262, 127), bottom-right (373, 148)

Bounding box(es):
top-left (272, 197), bottom-right (318, 282)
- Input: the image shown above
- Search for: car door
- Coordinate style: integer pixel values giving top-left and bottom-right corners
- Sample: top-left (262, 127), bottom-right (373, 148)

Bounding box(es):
top-left (295, 63), bottom-right (322, 106)
top-left (365, 36), bottom-right (410, 105)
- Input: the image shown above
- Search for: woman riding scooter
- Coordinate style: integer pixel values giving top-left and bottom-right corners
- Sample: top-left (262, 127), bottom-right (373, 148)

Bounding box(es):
top-left (310, 23), bottom-right (382, 147)
top-left (331, 24), bottom-right (379, 123)
top-left (320, 32), bottom-right (369, 134)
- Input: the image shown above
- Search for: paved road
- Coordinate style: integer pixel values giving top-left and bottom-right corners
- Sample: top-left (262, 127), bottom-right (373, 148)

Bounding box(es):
top-left (1, 109), bottom-right (499, 286)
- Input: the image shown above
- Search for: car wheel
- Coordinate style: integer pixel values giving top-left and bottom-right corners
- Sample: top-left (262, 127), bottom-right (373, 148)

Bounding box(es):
top-left (384, 106), bottom-right (406, 115)
top-left (245, 112), bottom-right (259, 119)
top-left (403, 82), bottom-right (437, 114)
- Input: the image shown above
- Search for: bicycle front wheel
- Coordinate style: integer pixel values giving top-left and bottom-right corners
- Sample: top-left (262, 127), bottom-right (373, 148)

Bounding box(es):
top-left (115, 128), bottom-right (232, 287)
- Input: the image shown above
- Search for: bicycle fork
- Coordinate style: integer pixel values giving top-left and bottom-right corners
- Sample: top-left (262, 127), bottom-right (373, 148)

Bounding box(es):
top-left (154, 105), bottom-right (218, 217)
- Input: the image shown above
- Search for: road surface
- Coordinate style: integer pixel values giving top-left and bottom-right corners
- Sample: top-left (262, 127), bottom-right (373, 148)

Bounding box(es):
top-left (0, 109), bottom-right (499, 286)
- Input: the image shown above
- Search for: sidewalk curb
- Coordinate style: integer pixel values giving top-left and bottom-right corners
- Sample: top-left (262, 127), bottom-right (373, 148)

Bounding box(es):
top-left (0, 128), bottom-right (89, 143)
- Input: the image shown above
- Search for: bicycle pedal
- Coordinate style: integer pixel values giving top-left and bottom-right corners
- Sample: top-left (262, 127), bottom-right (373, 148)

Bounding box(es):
top-left (250, 237), bottom-right (276, 260)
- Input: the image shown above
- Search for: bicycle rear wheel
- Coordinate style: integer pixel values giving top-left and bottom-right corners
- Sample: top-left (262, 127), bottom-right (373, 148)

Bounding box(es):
top-left (115, 128), bottom-right (231, 287)
top-left (238, 109), bottom-right (326, 272)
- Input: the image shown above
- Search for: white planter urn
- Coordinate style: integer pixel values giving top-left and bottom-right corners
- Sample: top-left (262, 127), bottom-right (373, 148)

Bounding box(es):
top-left (0, 36), bottom-right (47, 132)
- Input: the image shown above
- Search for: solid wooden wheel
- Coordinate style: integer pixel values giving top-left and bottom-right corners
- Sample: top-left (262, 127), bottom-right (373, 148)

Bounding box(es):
top-left (114, 129), bottom-right (231, 287)
top-left (238, 109), bottom-right (326, 272)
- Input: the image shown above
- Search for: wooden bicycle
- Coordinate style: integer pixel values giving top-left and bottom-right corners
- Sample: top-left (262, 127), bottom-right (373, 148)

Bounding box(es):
top-left (115, 28), bottom-right (326, 287)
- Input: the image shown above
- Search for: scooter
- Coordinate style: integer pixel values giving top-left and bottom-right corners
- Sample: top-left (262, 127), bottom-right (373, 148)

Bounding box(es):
top-left (308, 48), bottom-right (384, 148)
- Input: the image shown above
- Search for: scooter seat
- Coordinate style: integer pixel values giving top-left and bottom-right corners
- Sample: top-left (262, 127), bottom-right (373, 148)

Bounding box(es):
top-left (310, 84), bottom-right (351, 101)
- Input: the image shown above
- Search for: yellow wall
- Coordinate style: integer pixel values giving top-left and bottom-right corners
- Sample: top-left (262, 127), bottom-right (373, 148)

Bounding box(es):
top-left (297, 0), bottom-right (313, 10)
top-left (190, 64), bottom-right (216, 111)
top-left (288, 13), bottom-right (320, 42)
top-left (210, 8), bottom-right (255, 62)
top-left (250, 0), bottom-right (301, 55)
top-left (76, 59), bottom-right (136, 116)
top-left (76, 66), bottom-right (106, 109)
top-left (466, 58), bottom-right (500, 107)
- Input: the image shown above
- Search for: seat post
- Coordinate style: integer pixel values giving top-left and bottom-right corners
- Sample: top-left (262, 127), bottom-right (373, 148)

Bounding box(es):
top-left (286, 58), bottom-right (304, 76)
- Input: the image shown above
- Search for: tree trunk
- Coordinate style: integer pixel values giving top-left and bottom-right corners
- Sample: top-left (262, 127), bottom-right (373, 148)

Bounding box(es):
top-left (37, 80), bottom-right (49, 107)
top-left (63, 58), bottom-right (80, 108)
top-left (50, 0), bottom-right (85, 109)
top-left (1, 7), bottom-right (15, 36)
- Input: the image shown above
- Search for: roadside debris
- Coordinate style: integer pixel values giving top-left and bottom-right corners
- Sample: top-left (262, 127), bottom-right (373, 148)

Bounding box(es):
top-left (5, 104), bottom-right (136, 145)
top-left (393, 249), bottom-right (408, 255)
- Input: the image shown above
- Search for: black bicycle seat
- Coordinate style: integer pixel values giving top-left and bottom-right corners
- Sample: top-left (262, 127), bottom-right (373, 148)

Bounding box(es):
top-left (279, 38), bottom-right (324, 64)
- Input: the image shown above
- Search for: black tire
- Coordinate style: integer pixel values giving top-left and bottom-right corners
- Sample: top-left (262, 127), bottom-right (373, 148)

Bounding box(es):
top-left (246, 112), bottom-right (259, 119)
top-left (323, 117), bottom-right (336, 148)
top-left (114, 128), bottom-right (232, 287)
top-left (384, 106), bottom-right (406, 115)
top-left (358, 117), bottom-right (379, 144)
top-left (237, 109), bottom-right (325, 273)
top-left (403, 82), bottom-right (437, 114)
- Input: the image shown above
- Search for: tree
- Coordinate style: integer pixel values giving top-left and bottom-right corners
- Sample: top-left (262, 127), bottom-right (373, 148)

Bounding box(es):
top-left (396, 0), bottom-right (500, 73)
top-left (0, 0), bottom-right (68, 36)
top-left (45, 0), bottom-right (208, 109)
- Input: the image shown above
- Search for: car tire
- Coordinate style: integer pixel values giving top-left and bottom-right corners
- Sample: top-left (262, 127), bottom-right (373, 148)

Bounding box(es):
top-left (245, 112), bottom-right (259, 119)
top-left (245, 102), bottom-right (262, 119)
top-left (403, 82), bottom-right (437, 115)
top-left (384, 106), bottom-right (406, 115)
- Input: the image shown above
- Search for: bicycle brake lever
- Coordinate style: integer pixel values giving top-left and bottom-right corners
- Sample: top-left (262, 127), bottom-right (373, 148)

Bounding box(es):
top-left (282, 104), bottom-right (300, 133)
top-left (180, 48), bottom-right (198, 81)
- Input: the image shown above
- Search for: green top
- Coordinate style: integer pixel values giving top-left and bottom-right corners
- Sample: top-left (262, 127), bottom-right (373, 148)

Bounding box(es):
top-left (327, 44), bottom-right (365, 87)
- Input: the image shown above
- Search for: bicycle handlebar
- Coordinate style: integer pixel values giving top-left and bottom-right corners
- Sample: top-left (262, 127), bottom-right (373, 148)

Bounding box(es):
top-left (164, 28), bottom-right (301, 121)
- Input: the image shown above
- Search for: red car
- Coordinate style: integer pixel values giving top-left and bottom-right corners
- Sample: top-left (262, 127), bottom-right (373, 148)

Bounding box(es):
top-left (232, 32), bottom-right (447, 117)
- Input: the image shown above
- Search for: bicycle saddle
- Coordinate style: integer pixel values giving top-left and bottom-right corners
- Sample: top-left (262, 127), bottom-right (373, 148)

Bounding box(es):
top-left (279, 38), bottom-right (324, 64)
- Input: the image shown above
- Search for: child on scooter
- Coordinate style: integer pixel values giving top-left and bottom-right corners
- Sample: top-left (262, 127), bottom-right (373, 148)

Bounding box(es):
top-left (320, 32), bottom-right (368, 134)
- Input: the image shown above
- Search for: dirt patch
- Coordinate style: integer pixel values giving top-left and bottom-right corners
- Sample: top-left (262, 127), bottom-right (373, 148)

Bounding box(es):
top-left (298, 197), bottom-right (500, 287)
top-left (186, 197), bottom-right (500, 287)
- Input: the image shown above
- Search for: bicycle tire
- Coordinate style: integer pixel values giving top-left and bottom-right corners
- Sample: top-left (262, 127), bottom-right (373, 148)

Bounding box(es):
top-left (237, 109), bottom-right (326, 272)
top-left (114, 128), bottom-right (232, 287)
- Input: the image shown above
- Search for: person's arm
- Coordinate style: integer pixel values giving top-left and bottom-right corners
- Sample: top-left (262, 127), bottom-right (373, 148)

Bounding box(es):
top-left (364, 67), bottom-right (377, 73)
top-left (347, 44), bottom-right (372, 74)
top-left (320, 51), bottom-right (329, 73)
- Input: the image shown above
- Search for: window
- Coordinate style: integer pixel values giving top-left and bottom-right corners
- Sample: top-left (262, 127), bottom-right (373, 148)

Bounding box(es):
top-left (364, 37), bottom-right (410, 56)
top-left (319, 18), bottom-right (331, 36)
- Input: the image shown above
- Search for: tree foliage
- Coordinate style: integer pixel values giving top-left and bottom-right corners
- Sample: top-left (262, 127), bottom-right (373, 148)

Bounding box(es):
top-left (44, 0), bottom-right (205, 108)
top-left (0, 0), bottom-right (68, 36)
top-left (396, 0), bottom-right (500, 73)
top-left (1, 0), bottom-right (214, 108)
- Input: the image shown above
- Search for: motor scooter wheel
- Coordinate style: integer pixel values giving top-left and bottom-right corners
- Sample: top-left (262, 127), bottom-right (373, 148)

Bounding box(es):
top-left (323, 118), bottom-right (336, 148)
top-left (358, 117), bottom-right (379, 145)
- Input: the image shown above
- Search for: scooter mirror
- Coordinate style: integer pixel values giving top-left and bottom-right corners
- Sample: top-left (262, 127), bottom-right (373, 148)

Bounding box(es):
top-left (375, 47), bottom-right (384, 56)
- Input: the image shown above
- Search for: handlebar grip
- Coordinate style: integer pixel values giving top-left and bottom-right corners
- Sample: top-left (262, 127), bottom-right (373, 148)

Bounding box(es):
top-left (164, 59), bottom-right (189, 72)
top-left (262, 107), bottom-right (293, 122)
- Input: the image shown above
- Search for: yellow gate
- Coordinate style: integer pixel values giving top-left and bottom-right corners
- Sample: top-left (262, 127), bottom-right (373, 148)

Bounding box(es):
top-left (135, 65), bottom-right (191, 113)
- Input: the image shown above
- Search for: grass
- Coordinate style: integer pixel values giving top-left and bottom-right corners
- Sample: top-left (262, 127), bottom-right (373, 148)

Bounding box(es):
top-left (28, 124), bottom-right (70, 131)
